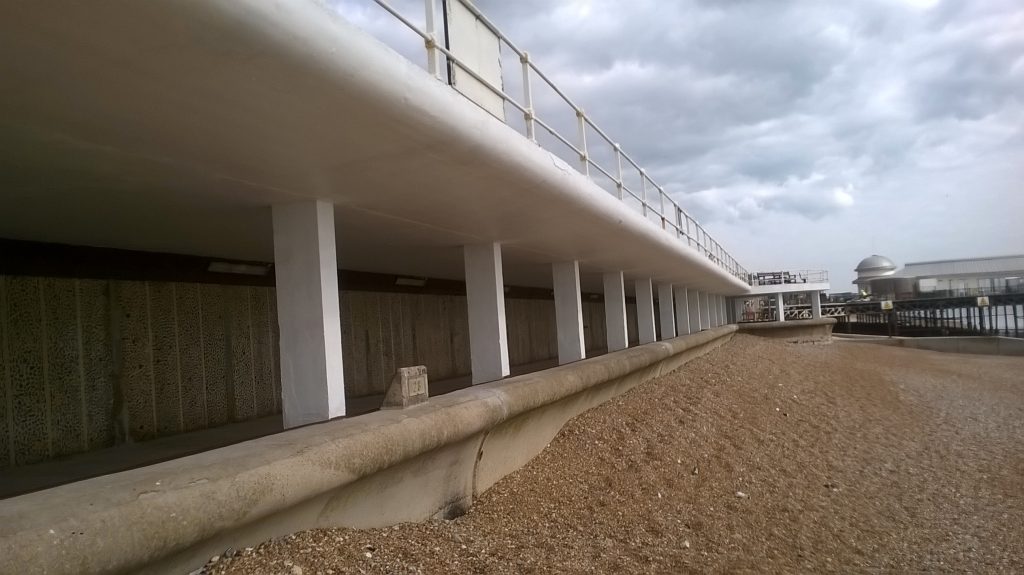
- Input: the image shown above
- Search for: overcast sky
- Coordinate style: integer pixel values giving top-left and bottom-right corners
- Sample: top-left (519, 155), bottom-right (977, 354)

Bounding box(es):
top-left (335, 0), bottom-right (1023, 289)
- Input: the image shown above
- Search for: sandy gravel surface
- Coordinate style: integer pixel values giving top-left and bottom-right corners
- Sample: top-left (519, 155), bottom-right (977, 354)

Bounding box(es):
top-left (206, 334), bottom-right (1024, 574)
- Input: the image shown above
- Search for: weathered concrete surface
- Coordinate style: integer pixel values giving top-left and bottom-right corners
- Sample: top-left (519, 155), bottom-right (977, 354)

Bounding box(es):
top-left (0, 326), bottom-right (736, 575)
top-left (834, 335), bottom-right (1024, 357)
top-left (737, 318), bottom-right (835, 343)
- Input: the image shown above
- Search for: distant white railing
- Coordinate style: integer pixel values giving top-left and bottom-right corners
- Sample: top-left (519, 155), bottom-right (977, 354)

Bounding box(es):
top-left (750, 270), bottom-right (829, 286)
top-left (364, 0), bottom-right (750, 283)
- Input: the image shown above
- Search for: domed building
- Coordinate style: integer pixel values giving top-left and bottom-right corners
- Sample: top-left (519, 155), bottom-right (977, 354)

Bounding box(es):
top-left (855, 255), bottom-right (897, 283)
top-left (853, 253), bottom-right (1024, 299)
top-left (853, 255), bottom-right (912, 298)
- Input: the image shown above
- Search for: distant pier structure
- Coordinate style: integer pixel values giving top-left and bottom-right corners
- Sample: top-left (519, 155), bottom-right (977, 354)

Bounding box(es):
top-left (841, 254), bottom-right (1024, 338)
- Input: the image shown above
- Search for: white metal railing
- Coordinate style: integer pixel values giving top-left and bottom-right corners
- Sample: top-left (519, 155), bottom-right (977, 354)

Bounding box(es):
top-left (364, 0), bottom-right (750, 283)
top-left (749, 270), bottom-right (829, 286)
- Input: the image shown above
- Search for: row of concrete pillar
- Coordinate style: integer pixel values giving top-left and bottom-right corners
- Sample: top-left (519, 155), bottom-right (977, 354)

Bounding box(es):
top-left (271, 200), bottom-right (733, 429)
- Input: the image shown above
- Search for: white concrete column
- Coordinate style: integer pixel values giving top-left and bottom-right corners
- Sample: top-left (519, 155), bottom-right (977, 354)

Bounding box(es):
top-left (635, 278), bottom-right (657, 344)
top-left (603, 271), bottom-right (628, 352)
top-left (687, 289), bottom-right (701, 333)
top-left (720, 295), bottom-right (728, 325)
top-left (464, 243), bottom-right (510, 384)
top-left (811, 290), bottom-right (822, 319)
top-left (272, 200), bottom-right (345, 428)
top-left (657, 283), bottom-right (676, 340)
top-left (709, 293), bottom-right (720, 327)
top-left (775, 292), bottom-right (786, 322)
top-left (700, 291), bottom-right (711, 329)
top-left (552, 261), bottom-right (585, 365)
top-left (674, 286), bottom-right (690, 335)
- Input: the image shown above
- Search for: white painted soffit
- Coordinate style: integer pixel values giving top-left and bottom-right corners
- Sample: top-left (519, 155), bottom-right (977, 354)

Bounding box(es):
top-left (0, 0), bottom-right (749, 295)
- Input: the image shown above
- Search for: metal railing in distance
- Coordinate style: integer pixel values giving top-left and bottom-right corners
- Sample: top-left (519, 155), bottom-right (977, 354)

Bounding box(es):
top-left (364, 0), bottom-right (749, 283)
top-left (749, 270), bottom-right (829, 286)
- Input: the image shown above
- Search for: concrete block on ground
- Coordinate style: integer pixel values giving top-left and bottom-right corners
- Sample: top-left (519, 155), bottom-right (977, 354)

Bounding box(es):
top-left (381, 366), bottom-right (429, 410)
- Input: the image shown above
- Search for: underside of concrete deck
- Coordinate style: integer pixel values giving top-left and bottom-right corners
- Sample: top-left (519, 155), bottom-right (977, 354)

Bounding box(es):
top-left (0, 0), bottom-right (748, 296)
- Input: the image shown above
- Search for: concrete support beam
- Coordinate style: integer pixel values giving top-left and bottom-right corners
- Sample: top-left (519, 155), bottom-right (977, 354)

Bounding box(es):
top-left (700, 291), bottom-right (711, 329)
top-left (687, 289), bottom-right (701, 334)
top-left (603, 271), bottom-right (629, 352)
top-left (657, 283), bottom-right (676, 340)
top-left (635, 278), bottom-right (657, 344)
top-left (709, 293), bottom-right (720, 327)
top-left (272, 200), bottom-right (346, 428)
top-left (464, 243), bottom-right (510, 384)
top-left (776, 292), bottom-right (786, 322)
top-left (811, 291), bottom-right (822, 319)
top-left (552, 261), bottom-right (585, 365)
top-left (673, 286), bottom-right (690, 336)
top-left (720, 295), bottom-right (728, 325)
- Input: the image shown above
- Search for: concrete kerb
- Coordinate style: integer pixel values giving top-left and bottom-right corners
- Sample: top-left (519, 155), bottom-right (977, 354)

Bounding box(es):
top-left (737, 318), bottom-right (836, 343)
top-left (0, 325), bottom-right (737, 575)
top-left (833, 334), bottom-right (1024, 357)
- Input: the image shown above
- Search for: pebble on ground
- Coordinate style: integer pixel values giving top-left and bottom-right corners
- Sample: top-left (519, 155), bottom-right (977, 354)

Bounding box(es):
top-left (205, 334), bottom-right (1024, 574)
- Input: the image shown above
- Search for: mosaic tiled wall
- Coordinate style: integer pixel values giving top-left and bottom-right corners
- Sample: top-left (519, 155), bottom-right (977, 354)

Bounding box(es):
top-left (0, 276), bottom-right (280, 468)
top-left (0, 275), bottom-right (636, 469)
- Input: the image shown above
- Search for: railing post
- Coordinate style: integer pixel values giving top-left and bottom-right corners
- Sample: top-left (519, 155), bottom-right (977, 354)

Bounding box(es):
top-left (659, 187), bottom-right (667, 229)
top-left (640, 169), bottom-right (647, 216)
top-left (424, 0), bottom-right (441, 80)
top-left (520, 52), bottom-right (535, 142)
top-left (576, 109), bottom-right (589, 176)
top-left (614, 143), bottom-right (623, 200)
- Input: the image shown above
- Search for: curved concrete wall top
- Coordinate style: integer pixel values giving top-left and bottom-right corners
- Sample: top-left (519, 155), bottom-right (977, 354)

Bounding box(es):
top-left (0, 0), bottom-right (749, 294)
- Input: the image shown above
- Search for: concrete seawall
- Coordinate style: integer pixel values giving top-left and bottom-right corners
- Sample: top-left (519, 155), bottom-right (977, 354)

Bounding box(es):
top-left (0, 326), bottom-right (736, 575)
top-left (737, 318), bottom-right (836, 343)
top-left (834, 334), bottom-right (1024, 357)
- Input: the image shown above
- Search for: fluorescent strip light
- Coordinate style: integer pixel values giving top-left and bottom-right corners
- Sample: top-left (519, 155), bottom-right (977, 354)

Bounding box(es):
top-left (207, 261), bottom-right (271, 276)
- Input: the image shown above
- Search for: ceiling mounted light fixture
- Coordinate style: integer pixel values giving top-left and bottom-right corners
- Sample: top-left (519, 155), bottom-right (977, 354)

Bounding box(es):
top-left (207, 261), bottom-right (271, 276)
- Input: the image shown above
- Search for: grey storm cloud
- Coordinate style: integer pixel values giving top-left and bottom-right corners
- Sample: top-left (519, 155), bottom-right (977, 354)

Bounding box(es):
top-left (333, 0), bottom-right (1023, 286)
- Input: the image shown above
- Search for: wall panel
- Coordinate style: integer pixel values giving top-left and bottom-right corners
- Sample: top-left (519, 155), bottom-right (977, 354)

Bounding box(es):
top-left (0, 278), bottom-right (11, 467)
top-left (199, 284), bottom-right (229, 428)
top-left (226, 286), bottom-right (255, 422)
top-left (42, 278), bottom-right (84, 458)
top-left (149, 283), bottom-right (181, 436)
top-left (250, 287), bottom-right (275, 418)
top-left (79, 280), bottom-right (114, 450)
top-left (8, 277), bottom-right (50, 464)
top-left (175, 284), bottom-right (206, 432)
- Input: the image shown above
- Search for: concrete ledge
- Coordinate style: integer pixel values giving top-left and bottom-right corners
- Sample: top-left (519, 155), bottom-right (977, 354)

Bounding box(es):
top-left (834, 334), bottom-right (1024, 357)
top-left (737, 318), bottom-right (836, 343)
top-left (0, 326), bottom-right (736, 574)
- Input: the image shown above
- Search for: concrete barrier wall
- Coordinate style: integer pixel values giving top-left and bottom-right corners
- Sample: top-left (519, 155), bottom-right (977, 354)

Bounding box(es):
top-left (737, 318), bottom-right (836, 342)
top-left (834, 335), bottom-right (1024, 357)
top-left (0, 325), bottom-right (736, 575)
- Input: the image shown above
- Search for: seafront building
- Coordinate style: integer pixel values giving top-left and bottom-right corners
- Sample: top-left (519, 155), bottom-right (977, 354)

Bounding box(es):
top-left (854, 254), bottom-right (1024, 299)
top-left (0, 2), bottom-right (831, 572)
